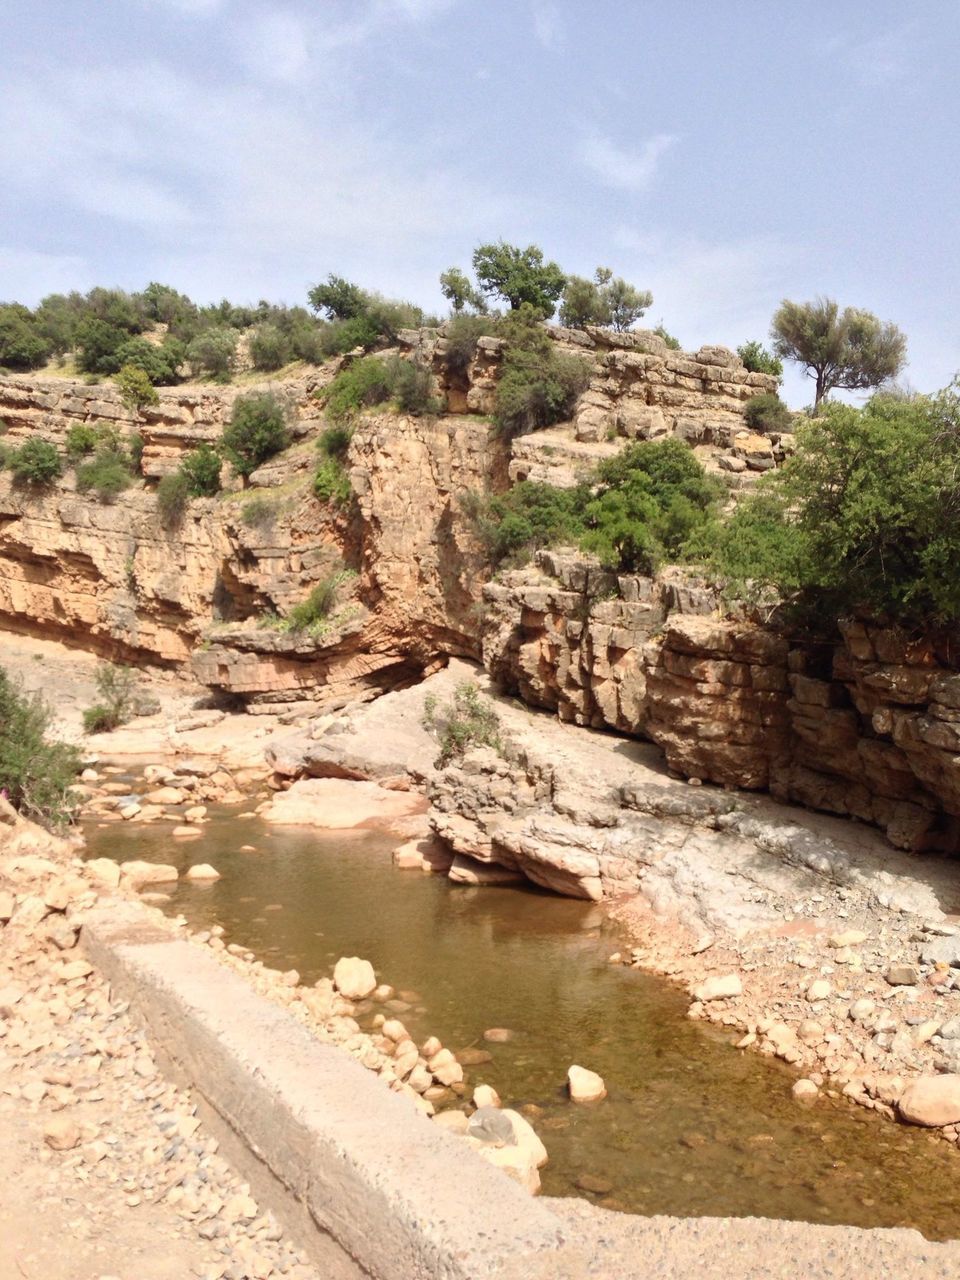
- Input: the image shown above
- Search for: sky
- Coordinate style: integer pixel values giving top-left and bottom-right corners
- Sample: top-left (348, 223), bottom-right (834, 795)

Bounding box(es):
top-left (1, 0), bottom-right (958, 407)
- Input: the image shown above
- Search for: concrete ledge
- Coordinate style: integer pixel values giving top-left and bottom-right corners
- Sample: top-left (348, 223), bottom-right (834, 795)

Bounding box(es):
top-left (82, 902), bottom-right (960, 1280)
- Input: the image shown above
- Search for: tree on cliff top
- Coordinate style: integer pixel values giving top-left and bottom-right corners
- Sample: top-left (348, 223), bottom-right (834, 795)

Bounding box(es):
top-left (559, 267), bottom-right (652, 332)
top-left (771, 297), bottom-right (906, 406)
top-left (470, 242), bottom-right (566, 318)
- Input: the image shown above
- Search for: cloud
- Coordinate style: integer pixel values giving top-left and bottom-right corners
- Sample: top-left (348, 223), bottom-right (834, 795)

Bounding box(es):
top-left (532, 2), bottom-right (563, 51)
top-left (581, 132), bottom-right (678, 193)
top-left (143, 0), bottom-right (229, 14)
top-left (0, 247), bottom-right (93, 302)
top-left (826, 22), bottom-right (923, 89)
top-left (234, 9), bottom-right (311, 84)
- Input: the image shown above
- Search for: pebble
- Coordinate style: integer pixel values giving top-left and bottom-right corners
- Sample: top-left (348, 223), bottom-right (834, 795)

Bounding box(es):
top-left (567, 1065), bottom-right (606, 1103)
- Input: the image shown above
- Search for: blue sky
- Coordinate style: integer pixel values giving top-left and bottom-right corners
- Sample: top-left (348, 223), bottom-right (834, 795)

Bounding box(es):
top-left (2, 0), bottom-right (957, 406)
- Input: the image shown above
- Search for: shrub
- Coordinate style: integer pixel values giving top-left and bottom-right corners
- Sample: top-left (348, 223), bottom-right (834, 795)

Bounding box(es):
top-left (422, 681), bottom-right (502, 768)
top-left (221, 391), bottom-right (289, 477)
top-left (113, 338), bottom-right (180, 385)
top-left (323, 358), bottom-right (394, 420)
top-left (472, 481), bottom-right (588, 566)
top-left (157, 471), bottom-right (190, 524)
top-left (653, 324), bottom-right (681, 350)
top-left (0, 304), bottom-right (50, 370)
top-left (186, 327), bottom-right (238, 380)
top-left (443, 314), bottom-right (499, 376)
top-left (75, 317), bottom-right (130, 375)
top-left (179, 443), bottom-right (222, 496)
top-left (319, 314), bottom-right (383, 357)
top-left (494, 308), bottom-right (591, 438)
top-left (75, 450), bottom-right (133, 500)
top-left (744, 392), bottom-right (792, 434)
top-left (318, 423), bottom-right (354, 461)
top-left (65, 423), bottom-right (99, 462)
top-left (240, 494), bottom-right (278, 528)
top-left (82, 663), bottom-right (138, 733)
top-left (391, 358), bottom-right (439, 416)
top-left (285, 571), bottom-right (349, 631)
top-left (313, 458), bottom-right (352, 506)
top-left (9, 438), bottom-right (61, 486)
top-left (115, 363), bottom-right (160, 412)
top-left (737, 341), bottom-right (783, 379)
top-left (0, 667), bottom-right (80, 827)
top-left (249, 323), bottom-right (291, 371)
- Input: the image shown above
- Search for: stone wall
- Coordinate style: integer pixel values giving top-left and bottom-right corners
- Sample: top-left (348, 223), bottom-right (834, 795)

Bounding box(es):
top-left (482, 552), bottom-right (960, 854)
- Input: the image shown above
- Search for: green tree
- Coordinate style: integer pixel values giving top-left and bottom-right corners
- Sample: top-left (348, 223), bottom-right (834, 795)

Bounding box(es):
top-left (472, 242), bottom-right (566, 318)
top-left (179, 443), bottom-right (222, 496)
top-left (115, 364), bottom-right (159, 413)
top-left (221, 391), bottom-right (289, 477)
top-left (771, 297), bottom-right (906, 406)
top-left (249, 323), bottom-right (291, 371)
top-left (737, 340), bottom-right (783, 379)
top-left (0, 304), bottom-right (49, 370)
top-left (75, 317), bottom-right (129, 375)
top-left (0, 668), bottom-right (80, 827)
top-left (307, 275), bottom-right (369, 320)
top-left (439, 267), bottom-right (487, 314)
top-left (559, 268), bottom-right (651, 332)
top-left (9, 438), bottom-right (61, 486)
top-left (186, 327), bottom-right (238, 380)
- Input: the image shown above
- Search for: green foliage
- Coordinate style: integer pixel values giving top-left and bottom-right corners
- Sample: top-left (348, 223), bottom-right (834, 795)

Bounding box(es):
top-left (82, 663), bottom-right (138, 734)
top-left (75, 449), bottom-right (133, 500)
top-left (0, 667), bottom-right (80, 827)
top-left (743, 392), bottom-right (792, 434)
top-left (313, 458), bottom-right (353, 506)
top-left (439, 267), bottom-right (487, 314)
top-left (711, 387), bottom-right (960, 627)
top-left (309, 275), bottom-right (427, 356)
top-left (221, 392), bottom-right (289, 477)
top-left (65, 423), bottom-right (99, 462)
top-left (494, 307), bottom-right (591, 437)
top-left (422, 681), bottom-right (502, 768)
top-left (472, 242), bottom-right (566, 318)
top-left (771, 297), bottom-right (907, 406)
top-left (323, 356), bottom-right (436, 421)
top-left (113, 337), bottom-right (181, 385)
top-left (157, 471), bottom-right (190, 524)
top-left (443, 314), bottom-right (500, 376)
top-left (559, 267), bottom-right (652, 332)
top-left (284, 571), bottom-right (350, 631)
top-left (186, 326), bottom-right (238, 380)
top-left (179, 443), bottom-right (222, 496)
top-left (240, 494), bottom-right (278, 528)
top-left (308, 275), bottom-right (369, 321)
top-left (249, 323), bottom-right (290, 371)
top-left (0, 304), bottom-right (50, 370)
top-left (115, 363), bottom-right (160, 412)
top-left (75, 317), bottom-right (129, 375)
top-left (9, 438), bottom-right (61, 486)
top-left (318, 423), bottom-right (354, 460)
top-left (391, 358), bottom-right (439, 416)
top-left (472, 481), bottom-right (588, 566)
top-left (737, 341), bottom-right (783, 379)
top-left (653, 324), bottom-right (681, 350)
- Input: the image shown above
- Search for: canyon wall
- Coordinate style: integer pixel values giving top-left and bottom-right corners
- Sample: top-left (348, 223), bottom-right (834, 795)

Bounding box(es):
top-left (481, 551), bottom-right (960, 854)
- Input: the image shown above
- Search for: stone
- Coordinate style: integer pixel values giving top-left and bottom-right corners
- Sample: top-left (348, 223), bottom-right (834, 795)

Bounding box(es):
top-left (332, 956), bottom-right (377, 1000)
top-left (567, 1065), bottom-right (606, 1102)
top-left (0, 891), bottom-right (16, 922)
top-left (693, 974), bottom-right (742, 1002)
top-left (792, 1079), bottom-right (819, 1102)
top-left (85, 858), bottom-right (121, 890)
top-left (920, 936), bottom-right (960, 967)
top-left (806, 979), bottom-right (832, 1002)
top-left (262, 778), bottom-right (423, 830)
top-left (849, 998), bottom-right (876, 1023)
top-left (119, 860), bottom-right (178, 887)
top-left (467, 1106), bottom-right (516, 1147)
top-left (898, 1076), bottom-right (960, 1127)
top-left (473, 1084), bottom-right (501, 1109)
top-left (575, 1173), bottom-right (613, 1195)
top-left (483, 1028), bottom-right (514, 1043)
top-left (828, 930), bottom-right (868, 948)
top-left (43, 1117), bottom-right (81, 1150)
top-left (432, 1109), bottom-right (470, 1135)
top-left (885, 965), bottom-right (919, 986)
top-left (185, 863), bottom-right (221, 881)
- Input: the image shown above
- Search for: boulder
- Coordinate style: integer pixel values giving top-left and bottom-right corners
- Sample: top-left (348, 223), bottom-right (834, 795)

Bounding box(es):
top-left (185, 863), bottom-right (221, 881)
top-left (693, 974), bottom-right (742, 1002)
top-left (898, 1076), bottom-right (960, 1127)
top-left (119, 860), bottom-right (178, 887)
top-left (333, 956), bottom-right (377, 1000)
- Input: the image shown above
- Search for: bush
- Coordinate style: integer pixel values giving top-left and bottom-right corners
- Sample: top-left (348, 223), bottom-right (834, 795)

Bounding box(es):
top-left (249, 323), bottom-right (291, 371)
top-left (9, 438), bottom-right (61, 486)
top-left (221, 392), bottom-right (289, 477)
top-left (319, 314), bottom-right (383, 357)
top-left (422, 681), bottom-right (502, 768)
top-left (179, 443), bottom-right (222, 496)
top-left (443, 314), bottom-right (499, 376)
top-left (313, 458), bottom-right (352, 506)
top-left (186, 327), bottom-right (238, 380)
top-left (82, 664), bottom-right (138, 733)
top-left (744, 392), bottom-right (792, 434)
top-left (494, 308), bottom-right (591, 438)
top-left (710, 387), bottom-right (960, 628)
top-left (75, 450), bottom-right (133, 500)
top-left (157, 471), bottom-right (190, 524)
top-left (737, 341), bottom-right (783, 379)
top-left (114, 363), bottom-right (160, 412)
top-left (113, 338), bottom-right (180, 385)
top-left (65, 423), bottom-right (99, 462)
top-left (0, 667), bottom-right (80, 827)
top-left (323, 358), bottom-right (394, 420)
top-left (0, 304), bottom-right (50, 370)
top-left (75, 317), bottom-right (131, 375)
top-left (285, 572), bottom-right (349, 631)
top-left (240, 494), bottom-right (278, 528)
top-left (471, 481), bottom-right (588, 566)
top-left (653, 324), bottom-right (681, 350)
top-left (318, 423), bottom-right (354, 461)
top-left (391, 358), bottom-right (439, 416)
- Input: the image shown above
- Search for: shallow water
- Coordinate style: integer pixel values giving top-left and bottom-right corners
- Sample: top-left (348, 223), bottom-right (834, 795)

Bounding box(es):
top-left (85, 792), bottom-right (960, 1239)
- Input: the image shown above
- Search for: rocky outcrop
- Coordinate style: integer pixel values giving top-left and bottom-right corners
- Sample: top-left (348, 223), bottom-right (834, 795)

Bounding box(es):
top-left (481, 552), bottom-right (960, 854)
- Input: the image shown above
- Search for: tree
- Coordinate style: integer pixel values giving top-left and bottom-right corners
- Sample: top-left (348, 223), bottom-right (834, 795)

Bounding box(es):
top-left (471, 242), bottom-right (566, 318)
top-left (114, 364), bottom-right (159, 413)
top-left (307, 275), bottom-right (369, 321)
top-left (737, 340), bottom-right (783, 379)
top-left (559, 268), bottom-right (651, 332)
top-left (771, 297), bottom-right (906, 406)
top-left (186, 327), bottom-right (238, 380)
top-left (0, 304), bottom-right (49, 370)
top-left (221, 392), bottom-right (289, 477)
top-left (439, 268), bottom-right (487, 314)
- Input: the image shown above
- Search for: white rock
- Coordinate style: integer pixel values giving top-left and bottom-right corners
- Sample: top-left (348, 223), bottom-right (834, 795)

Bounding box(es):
top-left (567, 1065), bottom-right (606, 1102)
top-left (473, 1084), bottom-right (501, 1109)
top-left (333, 956), bottom-right (377, 1000)
top-left (899, 1076), bottom-right (960, 1127)
top-left (806, 979), bottom-right (832, 1002)
top-left (693, 974), bottom-right (743, 1002)
top-left (185, 863), bottom-right (221, 881)
top-left (792, 1079), bottom-right (819, 1102)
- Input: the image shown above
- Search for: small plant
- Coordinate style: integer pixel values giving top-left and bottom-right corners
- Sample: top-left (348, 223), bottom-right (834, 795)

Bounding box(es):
top-left (313, 457), bottom-right (352, 506)
top-left (422, 681), bottom-right (503, 768)
top-left (653, 324), bottom-right (681, 350)
top-left (221, 391), bottom-right (289, 477)
top-left (323, 357), bottom-right (394, 421)
top-left (240, 494), bottom-right (278, 528)
top-left (179, 443), bottom-right (222, 496)
top-left (391, 358), bottom-right (439, 416)
top-left (65, 423), bottom-right (99, 461)
top-left (494, 308), bottom-right (591, 438)
top-left (115, 363), bottom-right (160, 413)
top-left (157, 471), bottom-right (190, 524)
top-left (284, 572), bottom-right (350, 632)
top-left (744, 392), bottom-right (793, 434)
top-left (75, 449), bottom-right (133, 500)
top-left (9, 438), bottom-right (61, 487)
top-left (443, 314), bottom-right (499, 376)
top-left (82, 663), bottom-right (138, 733)
top-left (0, 667), bottom-right (81, 828)
top-left (737, 341), bottom-right (783, 380)
top-left (318, 423), bottom-right (354, 461)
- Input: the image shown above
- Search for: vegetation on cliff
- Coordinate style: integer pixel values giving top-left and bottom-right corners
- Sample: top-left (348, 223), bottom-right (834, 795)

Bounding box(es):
top-left (771, 297), bottom-right (907, 407)
top-left (423, 681), bottom-right (502, 768)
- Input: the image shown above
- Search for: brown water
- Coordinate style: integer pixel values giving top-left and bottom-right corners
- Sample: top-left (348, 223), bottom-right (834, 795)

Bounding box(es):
top-left (85, 789), bottom-right (960, 1239)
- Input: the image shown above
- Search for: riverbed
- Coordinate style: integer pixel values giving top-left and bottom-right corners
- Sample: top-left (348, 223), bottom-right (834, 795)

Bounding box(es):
top-left (84, 790), bottom-right (960, 1240)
